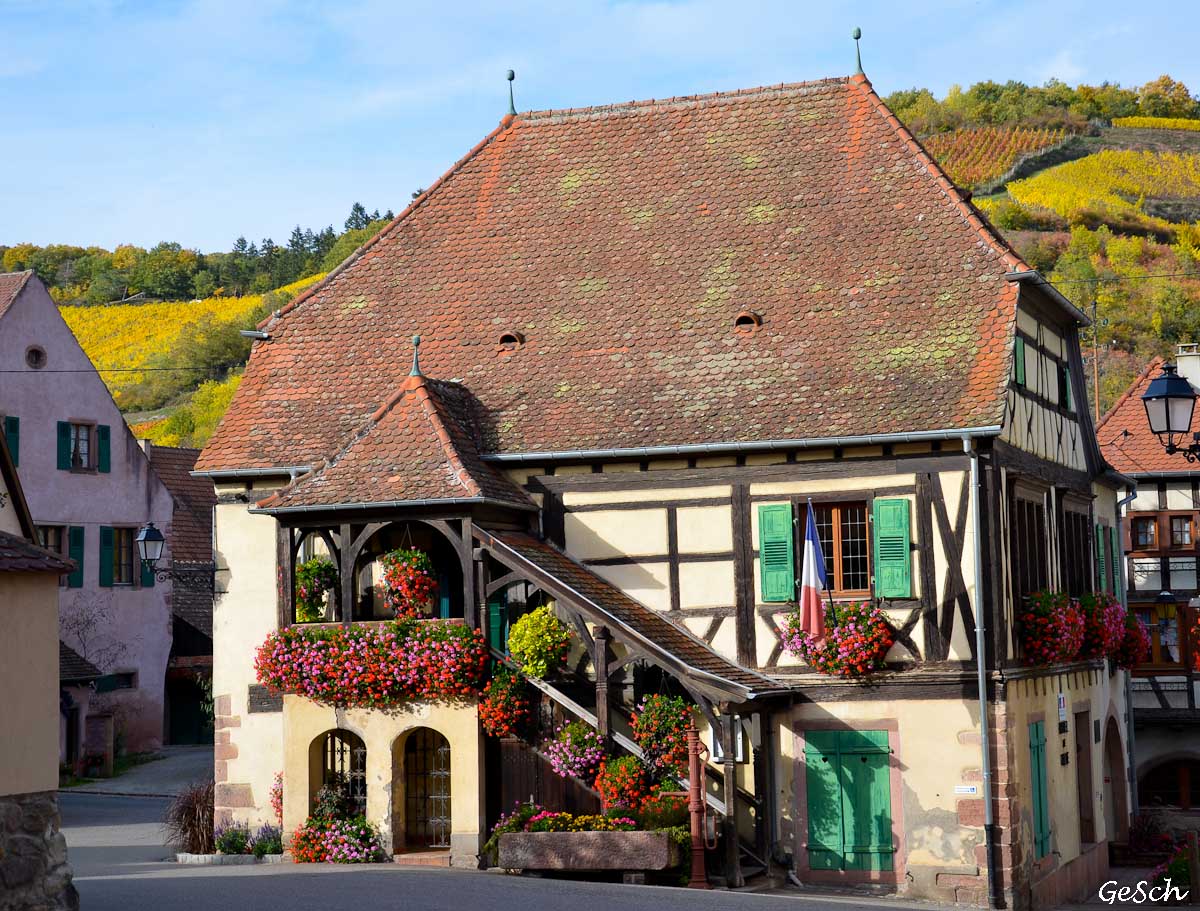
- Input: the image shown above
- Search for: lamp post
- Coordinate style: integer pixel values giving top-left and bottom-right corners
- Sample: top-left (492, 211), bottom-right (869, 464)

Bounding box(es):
top-left (1141, 363), bottom-right (1199, 460)
top-left (136, 522), bottom-right (215, 592)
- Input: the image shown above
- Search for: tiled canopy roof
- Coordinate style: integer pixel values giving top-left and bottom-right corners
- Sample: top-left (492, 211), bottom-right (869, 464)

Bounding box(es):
top-left (60, 641), bottom-right (101, 683)
top-left (199, 74), bottom-right (1025, 475)
top-left (1097, 357), bottom-right (1183, 475)
top-left (0, 270), bottom-right (32, 319)
top-left (0, 530), bottom-right (73, 574)
top-left (256, 374), bottom-right (533, 512)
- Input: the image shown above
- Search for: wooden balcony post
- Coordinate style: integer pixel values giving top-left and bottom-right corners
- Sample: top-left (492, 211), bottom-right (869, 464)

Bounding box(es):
top-left (594, 625), bottom-right (611, 750)
top-left (719, 706), bottom-right (743, 888)
top-left (276, 523), bottom-right (294, 628)
top-left (339, 523), bottom-right (353, 625)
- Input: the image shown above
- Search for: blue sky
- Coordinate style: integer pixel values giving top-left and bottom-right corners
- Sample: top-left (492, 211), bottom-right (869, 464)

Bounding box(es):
top-left (3, 0), bottom-right (1196, 251)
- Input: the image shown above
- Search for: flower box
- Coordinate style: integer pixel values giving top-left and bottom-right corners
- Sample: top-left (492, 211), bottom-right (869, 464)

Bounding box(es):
top-left (498, 830), bottom-right (682, 872)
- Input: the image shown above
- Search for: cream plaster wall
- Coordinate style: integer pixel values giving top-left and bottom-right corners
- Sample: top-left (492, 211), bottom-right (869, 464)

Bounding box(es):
top-left (676, 505), bottom-right (733, 553)
top-left (564, 509), bottom-right (667, 558)
top-left (562, 485), bottom-right (730, 507)
top-left (0, 573), bottom-right (59, 796)
top-left (212, 497), bottom-right (283, 826)
top-left (678, 561), bottom-right (735, 609)
top-left (282, 695), bottom-right (483, 866)
top-left (590, 561), bottom-right (671, 612)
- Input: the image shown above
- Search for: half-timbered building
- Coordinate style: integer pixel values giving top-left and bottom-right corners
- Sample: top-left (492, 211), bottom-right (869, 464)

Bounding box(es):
top-left (1099, 346), bottom-right (1200, 821)
top-left (196, 71), bottom-right (1131, 909)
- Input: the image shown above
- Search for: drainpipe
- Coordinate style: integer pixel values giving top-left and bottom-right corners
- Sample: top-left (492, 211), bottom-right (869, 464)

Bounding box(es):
top-left (965, 437), bottom-right (999, 909)
top-left (1117, 485), bottom-right (1139, 819)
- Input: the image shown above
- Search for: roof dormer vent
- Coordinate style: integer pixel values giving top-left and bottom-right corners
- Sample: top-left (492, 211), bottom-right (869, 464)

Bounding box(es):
top-left (734, 311), bottom-right (762, 334)
top-left (498, 331), bottom-right (525, 352)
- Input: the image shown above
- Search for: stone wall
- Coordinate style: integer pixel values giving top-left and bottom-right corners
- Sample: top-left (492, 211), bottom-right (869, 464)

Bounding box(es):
top-left (0, 790), bottom-right (77, 911)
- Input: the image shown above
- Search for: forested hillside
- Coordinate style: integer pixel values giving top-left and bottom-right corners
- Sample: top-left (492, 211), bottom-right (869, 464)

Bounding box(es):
top-left (885, 75), bottom-right (1200, 416)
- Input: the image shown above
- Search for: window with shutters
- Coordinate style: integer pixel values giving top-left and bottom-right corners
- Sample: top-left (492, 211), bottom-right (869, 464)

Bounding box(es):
top-left (803, 729), bottom-right (895, 873)
top-left (37, 525), bottom-right (68, 587)
top-left (812, 503), bottom-right (871, 597)
top-left (1132, 517), bottom-right (1157, 550)
top-left (69, 423), bottom-right (93, 470)
top-left (108, 527), bottom-right (136, 586)
top-left (1061, 508), bottom-right (1091, 597)
top-left (1029, 721), bottom-right (1051, 859)
top-left (1171, 515), bottom-right (1194, 547)
top-left (1010, 492), bottom-right (1048, 599)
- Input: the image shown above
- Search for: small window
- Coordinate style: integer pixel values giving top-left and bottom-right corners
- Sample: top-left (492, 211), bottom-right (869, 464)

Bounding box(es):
top-left (38, 525), bottom-right (68, 588)
top-left (1014, 337), bottom-right (1027, 387)
top-left (734, 311), bottom-right (762, 334)
top-left (1058, 362), bottom-right (1073, 411)
top-left (1133, 517), bottom-right (1158, 550)
top-left (497, 331), bottom-right (525, 352)
top-left (25, 346), bottom-right (46, 369)
top-left (113, 527), bottom-right (135, 585)
top-left (812, 502), bottom-right (871, 596)
top-left (70, 423), bottom-right (93, 470)
top-left (1171, 516), bottom-right (1193, 547)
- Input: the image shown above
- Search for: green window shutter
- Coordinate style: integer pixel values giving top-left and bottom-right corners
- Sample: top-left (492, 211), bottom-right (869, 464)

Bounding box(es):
top-left (140, 553), bottom-right (155, 588)
top-left (487, 593), bottom-right (507, 653)
top-left (839, 731), bottom-right (894, 872)
top-left (67, 526), bottom-right (85, 589)
top-left (98, 526), bottom-right (114, 588)
top-left (1029, 721), bottom-right (1051, 858)
top-left (872, 498), bottom-right (912, 599)
top-left (1062, 364), bottom-right (1073, 410)
top-left (97, 424), bottom-right (111, 473)
top-left (57, 422), bottom-right (72, 470)
top-left (1111, 526), bottom-right (1120, 592)
top-left (1014, 337), bottom-right (1026, 386)
top-left (804, 732), bottom-right (844, 871)
top-left (1096, 523), bottom-right (1107, 593)
top-left (3, 416), bottom-right (18, 466)
top-left (758, 504), bottom-right (795, 602)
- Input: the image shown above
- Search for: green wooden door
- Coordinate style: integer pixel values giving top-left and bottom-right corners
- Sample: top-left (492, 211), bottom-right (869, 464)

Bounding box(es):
top-left (805, 729), bottom-right (894, 872)
top-left (1029, 721), bottom-right (1051, 858)
top-left (487, 590), bottom-right (508, 654)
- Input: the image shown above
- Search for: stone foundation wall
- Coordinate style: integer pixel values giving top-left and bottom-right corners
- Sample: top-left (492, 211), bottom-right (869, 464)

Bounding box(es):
top-left (0, 790), bottom-right (78, 911)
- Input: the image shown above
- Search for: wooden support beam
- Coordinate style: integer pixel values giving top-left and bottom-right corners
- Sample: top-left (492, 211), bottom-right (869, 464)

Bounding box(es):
top-left (276, 524), bottom-right (294, 628)
top-left (720, 706), bottom-right (743, 888)
top-left (565, 609), bottom-right (595, 654)
top-left (461, 518), bottom-right (476, 627)
top-left (339, 522), bottom-right (353, 625)
top-left (594, 626), bottom-right (612, 751)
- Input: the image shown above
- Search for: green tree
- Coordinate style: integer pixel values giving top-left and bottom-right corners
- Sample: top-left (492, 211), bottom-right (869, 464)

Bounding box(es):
top-left (1138, 75), bottom-right (1198, 118)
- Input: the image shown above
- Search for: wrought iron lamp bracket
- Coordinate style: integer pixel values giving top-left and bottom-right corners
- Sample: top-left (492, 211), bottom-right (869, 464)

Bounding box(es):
top-left (141, 561), bottom-right (216, 593)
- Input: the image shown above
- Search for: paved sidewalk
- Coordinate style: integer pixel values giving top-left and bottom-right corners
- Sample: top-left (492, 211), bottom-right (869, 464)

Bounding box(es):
top-left (72, 745), bottom-right (213, 797)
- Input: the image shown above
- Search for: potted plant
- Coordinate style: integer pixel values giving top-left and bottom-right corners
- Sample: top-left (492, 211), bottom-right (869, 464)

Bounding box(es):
top-left (1077, 591), bottom-right (1126, 660)
top-left (1018, 590), bottom-right (1084, 665)
top-left (544, 721), bottom-right (605, 780)
top-left (479, 668), bottom-right (532, 737)
top-left (631, 695), bottom-right (691, 779)
top-left (295, 557), bottom-right (338, 623)
top-left (379, 547), bottom-right (437, 619)
top-left (782, 601), bottom-right (894, 677)
top-left (507, 605), bottom-right (571, 678)
top-left (594, 755), bottom-right (650, 811)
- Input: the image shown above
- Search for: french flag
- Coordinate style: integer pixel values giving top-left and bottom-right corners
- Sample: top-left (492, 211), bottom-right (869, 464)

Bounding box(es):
top-left (797, 500), bottom-right (828, 640)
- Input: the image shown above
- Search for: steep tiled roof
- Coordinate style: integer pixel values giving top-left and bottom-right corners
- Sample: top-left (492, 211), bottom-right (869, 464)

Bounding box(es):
top-left (477, 528), bottom-right (781, 699)
top-left (146, 444), bottom-right (214, 563)
top-left (199, 74), bottom-right (1024, 474)
top-left (0, 530), bottom-right (73, 574)
top-left (256, 374), bottom-right (534, 511)
top-left (1097, 357), bottom-right (1186, 475)
top-left (0, 270), bottom-right (32, 319)
top-left (60, 641), bottom-right (101, 683)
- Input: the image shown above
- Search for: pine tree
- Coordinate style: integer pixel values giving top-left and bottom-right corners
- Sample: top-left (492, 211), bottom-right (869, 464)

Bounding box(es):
top-left (345, 202), bottom-right (370, 231)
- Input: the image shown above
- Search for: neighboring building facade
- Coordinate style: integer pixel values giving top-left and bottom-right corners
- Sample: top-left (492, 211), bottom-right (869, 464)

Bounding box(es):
top-left (197, 73), bottom-right (1131, 909)
top-left (0, 271), bottom-right (175, 753)
top-left (144, 443), bottom-right (216, 745)
top-left (1099, 345), bottom-right (1200, 816)
top-left (0, 431), bottom-right (79, 911)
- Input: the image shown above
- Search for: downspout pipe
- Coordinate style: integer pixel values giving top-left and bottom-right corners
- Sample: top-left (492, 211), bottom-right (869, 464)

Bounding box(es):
top-left (966, 436), bottom-right (999, 909)
top-left (1116, 484), bottom-right (1139, 818)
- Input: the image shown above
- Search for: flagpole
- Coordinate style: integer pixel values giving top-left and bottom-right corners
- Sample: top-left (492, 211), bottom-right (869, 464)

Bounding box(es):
top-left (808, 497), bottom-right (837, 624)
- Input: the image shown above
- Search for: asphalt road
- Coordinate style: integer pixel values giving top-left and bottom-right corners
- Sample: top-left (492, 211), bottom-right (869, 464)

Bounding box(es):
top-left (59, 792), bottom-right (940, 911)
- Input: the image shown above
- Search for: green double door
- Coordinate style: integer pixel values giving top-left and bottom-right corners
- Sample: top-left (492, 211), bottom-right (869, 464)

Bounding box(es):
top-left (805, 730), bottom-right (894, 872)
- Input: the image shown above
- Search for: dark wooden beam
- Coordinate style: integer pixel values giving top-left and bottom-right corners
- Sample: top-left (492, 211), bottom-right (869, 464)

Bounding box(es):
top-left (276, 523), bottom-right (294, 629)
top-left (338, 522), bottom-right (353, 625)
top-left (594, 626), bottom-right (612, 752)
top-left (732, 483), bottom-right (756, 667)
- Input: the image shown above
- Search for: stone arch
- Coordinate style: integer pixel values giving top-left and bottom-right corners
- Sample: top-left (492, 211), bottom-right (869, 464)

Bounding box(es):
top-left (346, 520), bottom-right (469, 621)
top-left (308, 728), bottom-right (368, 818)
top-left (1102, 715), bottom-right (1130, 843)
top-left (391, 726), bottom-right (453, 853)
top-left (1137, 752), bottom-right (1200, 810)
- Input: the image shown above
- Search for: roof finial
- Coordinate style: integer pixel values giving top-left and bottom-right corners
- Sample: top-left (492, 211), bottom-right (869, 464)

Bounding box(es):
top-left (506, 69), bottom-right (516, 116)
top-left (852, 27), bottom-right (863, 75)
top-left (410, 335), bottom-right (422, 377)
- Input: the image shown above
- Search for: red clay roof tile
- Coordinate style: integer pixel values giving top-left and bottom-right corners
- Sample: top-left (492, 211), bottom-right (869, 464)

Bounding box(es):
top-left (1097, 357), bottom-right (1184, 475)
top-left (199, 75), bottom-right (1025, 474)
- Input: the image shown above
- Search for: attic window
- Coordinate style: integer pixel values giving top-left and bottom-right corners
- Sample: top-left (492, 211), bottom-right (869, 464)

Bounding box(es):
top-left (734, 311), bottom-right (762, 334)
top-left (25, 346), bottom-right (46, 369)
top-left (498, 331), bottom-right (525, 352)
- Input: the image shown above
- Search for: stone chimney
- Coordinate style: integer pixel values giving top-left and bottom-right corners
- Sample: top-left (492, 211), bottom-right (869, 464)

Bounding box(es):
top-left (1177, 344), bottom-right (1200, 390)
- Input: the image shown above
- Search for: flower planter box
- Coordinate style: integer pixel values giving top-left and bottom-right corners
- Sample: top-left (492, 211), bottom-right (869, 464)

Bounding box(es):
top-left (175, 853), bottom-right (286, 865)
top-left (498, 831), bottom-right (681, 872)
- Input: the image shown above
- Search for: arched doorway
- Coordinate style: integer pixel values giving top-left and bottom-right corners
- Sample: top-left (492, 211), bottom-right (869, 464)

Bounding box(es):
top-left (396, 728), bottom-right (452, 851)
top-left (310, 729), bottom-right (367, 818)
top-left (1139, 756), bottom-right (1200, 810)
top-left (1102, 718), bottom-right (1129, 844)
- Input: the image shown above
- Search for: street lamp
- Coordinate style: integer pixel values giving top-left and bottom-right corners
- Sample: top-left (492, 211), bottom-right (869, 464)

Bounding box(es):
top-left (1141, 363), bottom-right (1200, 460)
top-left (136, 522), bottom-right (214, 592)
